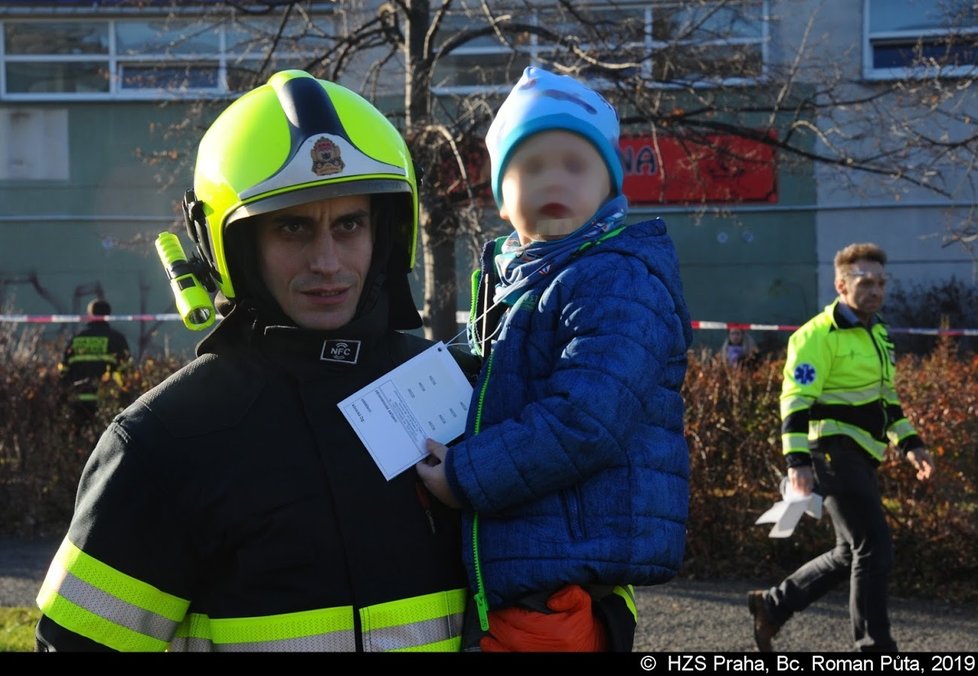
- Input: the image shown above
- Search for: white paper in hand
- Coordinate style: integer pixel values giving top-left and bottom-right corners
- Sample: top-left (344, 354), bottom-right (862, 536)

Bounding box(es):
top-left (755, 478), bottom-right (823, 538)
top-left (338, 342), bottom-right (473, 481)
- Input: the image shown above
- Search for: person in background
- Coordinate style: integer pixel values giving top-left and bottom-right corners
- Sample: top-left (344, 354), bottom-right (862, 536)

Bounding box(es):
top-left (59, 298), bottom-right (131, 424)
top-left (721, 326), bottom-right (758, 367)
top-left (748, 242), bottom-right (935, 652)
top-left (417, 66), bottom-right (692, 652)
top-left (35, 69), bottom-right (614, 653)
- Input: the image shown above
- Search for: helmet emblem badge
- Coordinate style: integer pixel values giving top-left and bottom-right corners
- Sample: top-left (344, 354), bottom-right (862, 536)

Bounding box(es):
top-left (311, 136), bottom-right (345, 176)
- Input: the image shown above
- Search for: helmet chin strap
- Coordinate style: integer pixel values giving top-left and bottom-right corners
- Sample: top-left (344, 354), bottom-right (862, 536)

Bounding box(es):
top-left (363, 199), bottom-right (422, 330)
top-left (353, 206), bottom-right (393, 322)
top-left (222, 220), bottom-right (294, 329)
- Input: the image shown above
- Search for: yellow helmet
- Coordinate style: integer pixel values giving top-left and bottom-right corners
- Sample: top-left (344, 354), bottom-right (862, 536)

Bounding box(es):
top-left (182, 69), bottom-right (418, 302)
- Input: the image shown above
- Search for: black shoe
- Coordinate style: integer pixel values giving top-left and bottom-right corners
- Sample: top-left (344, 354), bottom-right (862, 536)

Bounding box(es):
top-left (747, 590), bottom-right (779, 652)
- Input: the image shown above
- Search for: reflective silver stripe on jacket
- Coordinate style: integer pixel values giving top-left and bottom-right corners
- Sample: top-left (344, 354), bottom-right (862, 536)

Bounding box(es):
top-left (168, 629), bottom-right (357, 652)
top-left (361, 610), bottom-right (464, 652)
top-left (56, 570), bottom-right (179, 641)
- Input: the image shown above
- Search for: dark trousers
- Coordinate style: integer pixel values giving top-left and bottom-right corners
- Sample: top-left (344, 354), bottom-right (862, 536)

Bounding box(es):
top-left (765, 435), bottom-right (897, 652)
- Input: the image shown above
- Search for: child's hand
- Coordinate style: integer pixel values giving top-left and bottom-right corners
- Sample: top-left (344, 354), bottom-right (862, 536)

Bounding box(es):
top-left (416, 439), bottom-right (462, 509)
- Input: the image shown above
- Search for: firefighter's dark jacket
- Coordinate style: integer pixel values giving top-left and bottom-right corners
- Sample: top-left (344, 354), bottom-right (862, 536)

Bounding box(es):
top-left (60, 320), bottom-right (131, 401)
top-left (35, 304), bottom-right (469, 652)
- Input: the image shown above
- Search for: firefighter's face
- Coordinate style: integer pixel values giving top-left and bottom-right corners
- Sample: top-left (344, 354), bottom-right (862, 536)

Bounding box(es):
top-left (255, 195), bottom-right (373, 331)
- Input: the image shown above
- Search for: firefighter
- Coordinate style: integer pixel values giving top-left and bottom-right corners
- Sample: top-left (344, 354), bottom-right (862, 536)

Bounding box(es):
top-left (36, 69), bottom-right (617, 652)
top-left (59, 298), bottom-right (131, 424)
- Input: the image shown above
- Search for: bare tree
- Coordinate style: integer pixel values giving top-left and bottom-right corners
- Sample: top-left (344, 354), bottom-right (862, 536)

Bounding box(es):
top-left (149, 0), bottom-right (978, 340)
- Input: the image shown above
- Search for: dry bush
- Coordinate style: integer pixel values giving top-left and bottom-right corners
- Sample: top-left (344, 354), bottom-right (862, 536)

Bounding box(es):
top-left (0, 324), bottom-right (189, 537)
top-left (1, 325), bottom-right (974, 601)
top-left (681, 343), bottom-right (978, 602)
top-left (882, 339), bottom-right (978, 599)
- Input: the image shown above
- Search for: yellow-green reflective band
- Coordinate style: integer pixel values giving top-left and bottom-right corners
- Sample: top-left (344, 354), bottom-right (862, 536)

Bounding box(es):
top-left (887, 419), bottom-right (916, 444)
top-left (613, 584), bottom-right (638, 620)
top-left (780, 395), bottom-right (815, 417)
top-left (38, 586), bottom-right (170, 651)
top-left (67, 355), bottom-right (116, 364)
top-left (782, 432), bottom-right (810, 454)
top-left (809, 421), bottom-right (886, 461)
top-left (167, 589), bottom-right (466, 653)
top-left (70, 336), bottom-right (109, 350)
top-left (169, 607), bottom-right (356, 652)
top-left (361, 588), bottom-right (466, 652)
top-left (816, 387), bottom-right (886, 406)
top-left (37, 539), bottom-right (189, 651)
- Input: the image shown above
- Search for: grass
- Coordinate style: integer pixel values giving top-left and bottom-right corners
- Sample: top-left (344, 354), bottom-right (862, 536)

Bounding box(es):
top-left (0, 607), bottom-right (39, 652)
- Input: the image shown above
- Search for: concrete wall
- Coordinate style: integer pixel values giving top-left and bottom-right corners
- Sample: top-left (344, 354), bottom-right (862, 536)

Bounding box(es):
top-left (803, 0), bottom-right (978, 309)
top-left (3, 0), bottom-right (976, 362)
top-left (0, 102), bottom-right (204, 358)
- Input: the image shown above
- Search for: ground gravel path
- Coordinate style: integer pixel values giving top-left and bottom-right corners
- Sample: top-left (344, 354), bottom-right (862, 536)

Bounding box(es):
top-left (3, 536), bottom-right (975, 653)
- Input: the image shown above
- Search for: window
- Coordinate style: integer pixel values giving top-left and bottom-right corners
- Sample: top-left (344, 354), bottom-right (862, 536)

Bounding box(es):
top-left (646, 1), bottom-right (766, 85)
top-left (430, 9), bottom-right (534, 94)
top-left (431, 0), bottom-right (768, 95)
top-left (0, 6), bottom-right (335, 100)
top-left (0, 108), bottom-right (69, 180)
top-left (865, 0), bottom-right (978, 79)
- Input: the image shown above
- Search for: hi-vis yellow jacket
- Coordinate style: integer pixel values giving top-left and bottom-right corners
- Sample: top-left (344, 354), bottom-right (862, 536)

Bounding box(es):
top-left (780, 299), bottom-right (923, 464)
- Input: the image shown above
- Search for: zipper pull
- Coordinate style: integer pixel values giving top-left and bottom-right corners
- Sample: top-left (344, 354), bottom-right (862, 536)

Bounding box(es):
top-left (474, 590), bottom-right (490, 631)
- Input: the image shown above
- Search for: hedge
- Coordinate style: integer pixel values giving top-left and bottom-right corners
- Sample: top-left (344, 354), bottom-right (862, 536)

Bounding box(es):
top-left (1, 325), bottom-right (974, 602)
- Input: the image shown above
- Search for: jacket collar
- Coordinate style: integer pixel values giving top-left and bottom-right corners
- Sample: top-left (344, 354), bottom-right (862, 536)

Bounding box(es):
top-left (830, 297), bottom-right (881, 330)
top-left (198, 291), bottom-right (391, 365)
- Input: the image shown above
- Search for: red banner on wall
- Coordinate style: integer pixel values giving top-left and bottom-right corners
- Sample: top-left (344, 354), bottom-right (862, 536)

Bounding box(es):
top-left (621, 133), bottom-right (778, 204)
top-left (441, 131), bottom-right (778, 205)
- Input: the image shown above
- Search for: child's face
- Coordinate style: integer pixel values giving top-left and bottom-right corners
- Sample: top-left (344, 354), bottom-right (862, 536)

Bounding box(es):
top-left (499, 130), bottom-right (612, 245)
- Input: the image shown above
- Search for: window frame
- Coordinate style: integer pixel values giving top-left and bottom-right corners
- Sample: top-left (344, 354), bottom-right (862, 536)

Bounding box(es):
top-left (863, 0), bottom-right (978, 81)
top-left (430, 0), bottom-right (769, 96)
top-left (0, 7), bottom-right (335, 101)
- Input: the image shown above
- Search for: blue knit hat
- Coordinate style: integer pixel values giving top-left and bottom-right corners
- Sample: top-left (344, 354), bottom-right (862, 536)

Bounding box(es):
top-left (485, 66), bottom-right (623, 207)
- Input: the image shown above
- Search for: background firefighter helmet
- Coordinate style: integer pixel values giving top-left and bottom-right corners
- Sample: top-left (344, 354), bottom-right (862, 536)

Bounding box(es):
top-left (183, 69), bottom-right (419, 302)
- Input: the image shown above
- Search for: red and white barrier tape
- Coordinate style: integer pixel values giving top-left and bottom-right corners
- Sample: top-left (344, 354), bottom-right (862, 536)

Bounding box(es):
top-left (2, 314), bottom-right (977, 336)
top-left (0, 313), bottom-right (181, 324)
top-left (690, 320), bottom-right (978, 336)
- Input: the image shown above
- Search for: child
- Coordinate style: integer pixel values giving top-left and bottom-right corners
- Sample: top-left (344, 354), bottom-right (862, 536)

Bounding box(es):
top-left (417, 66), bottom-right (693, 651)
top-left (722, 327), bottom-right (759, 367)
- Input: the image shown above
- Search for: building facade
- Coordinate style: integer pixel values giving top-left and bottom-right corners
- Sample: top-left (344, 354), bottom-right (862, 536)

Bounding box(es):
top-left (1, 0), bottom-right (975, 357)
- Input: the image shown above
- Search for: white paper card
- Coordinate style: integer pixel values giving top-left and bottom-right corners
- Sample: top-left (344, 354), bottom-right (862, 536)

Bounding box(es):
top-left (755, 483), bottom-right (823, 538)
top-left (338, 341), bottom-right (473, 481)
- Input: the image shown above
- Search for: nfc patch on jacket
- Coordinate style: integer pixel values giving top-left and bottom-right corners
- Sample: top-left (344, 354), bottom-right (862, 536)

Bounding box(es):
top-left (793, 362), bottom-right (816, 385)
top-left (321, 339), bottom-right (361, 364)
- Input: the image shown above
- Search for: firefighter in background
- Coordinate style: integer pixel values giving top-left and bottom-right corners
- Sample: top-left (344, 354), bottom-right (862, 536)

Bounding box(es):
top-left (59, 298), bottom-right (131, 423)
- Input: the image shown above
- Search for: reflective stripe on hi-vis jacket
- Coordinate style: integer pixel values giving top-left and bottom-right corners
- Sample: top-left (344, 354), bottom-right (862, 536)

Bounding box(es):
top-left (614, 584), bottom-right (637, 620)
top-left (37, 538), bottom-right (466, 652)
top-left (36, 539), bottom-right (189, 651)
top-left (780, 300), bottom-right (919, 462)
top-left (169, 589), bottom-right (466, 652)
